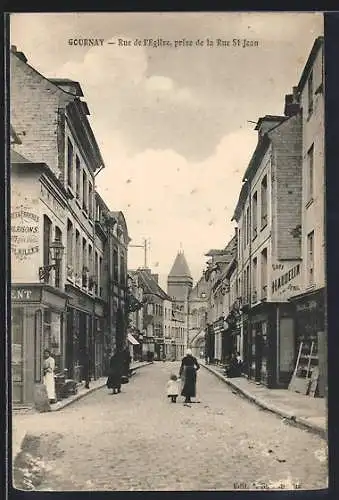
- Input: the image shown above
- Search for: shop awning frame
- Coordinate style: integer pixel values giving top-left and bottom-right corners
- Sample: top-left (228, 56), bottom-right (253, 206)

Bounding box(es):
top-left (127, 333), bottom-right (139, 345)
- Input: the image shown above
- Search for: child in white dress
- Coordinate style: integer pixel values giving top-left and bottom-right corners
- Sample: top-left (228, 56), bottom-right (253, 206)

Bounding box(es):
top-left (167, 374), bottom-right (179, 403)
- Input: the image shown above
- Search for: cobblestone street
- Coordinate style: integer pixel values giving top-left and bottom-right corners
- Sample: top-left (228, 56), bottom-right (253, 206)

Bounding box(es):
top-left (16, 363), bottom-right (327, 491)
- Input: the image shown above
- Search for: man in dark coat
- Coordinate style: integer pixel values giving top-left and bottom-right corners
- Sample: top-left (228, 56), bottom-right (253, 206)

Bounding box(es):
top-left (179, 349), bottom-right (200, 404)
top-left (107, 350), bottom-right (123, 394)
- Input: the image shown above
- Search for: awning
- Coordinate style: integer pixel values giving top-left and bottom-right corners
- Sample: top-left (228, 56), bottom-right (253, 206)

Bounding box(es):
top-left (127, 333), bottom-right (139, 345)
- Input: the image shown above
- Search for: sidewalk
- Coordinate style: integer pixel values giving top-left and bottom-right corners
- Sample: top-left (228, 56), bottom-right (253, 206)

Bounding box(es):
top-left (201, 361), bottom-right (327, 440)
top-left (12, 361), bottom-right (152, 461)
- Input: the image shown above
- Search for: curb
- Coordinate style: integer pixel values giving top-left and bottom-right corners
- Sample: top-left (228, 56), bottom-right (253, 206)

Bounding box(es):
top-left (201, 363), bottom-right (326, 440)
top-left (51, 362), bottom-right (153, 412)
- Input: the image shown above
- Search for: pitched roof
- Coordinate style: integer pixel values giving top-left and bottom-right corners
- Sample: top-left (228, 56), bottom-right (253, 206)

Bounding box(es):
top-left (137, 269), bottom-right (171, 301)
top-left (168, 251), bottom-right (192, 278)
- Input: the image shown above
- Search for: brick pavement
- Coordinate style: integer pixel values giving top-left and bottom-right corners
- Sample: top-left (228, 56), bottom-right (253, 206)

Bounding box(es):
top-left (12, 361), bottom-right (328, 491)
top-left (201, 361), bottom-right (327, 438)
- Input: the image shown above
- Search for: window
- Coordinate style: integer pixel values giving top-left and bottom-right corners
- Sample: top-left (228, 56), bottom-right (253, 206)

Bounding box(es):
top-left (75, 230), bottom-right (80, 277)
top-left (67, 219), bottom-right (73, 268)
top-left (67, 139), bottom-right (74, 188)
top-left (113, 248), bottom-right (119, 281)
top-left (252, 192), bottom-right (258, 239)
top-left (238, 229), bottom-right (241, 261)
top-left (82, 171), bottom-right (88, 212)
top-left (261, 248), bottom-right (268, 298)
top-left (54, 227), bottom-right (62, 287)
top-left (99, 256), bottom-right (103, 296)
top-left (82, 238), bottom-right (87, 287)
top-left (307, 231), bottom-right (314, 285)
top-left (95, 251), bottom-right (99, 294)
top-left (120, 254), bottom-right (125, 286)
top-left (76, 156), bottom-right (81, 200)
top-left (307, 144), bottom-right (314, 202)
top-left (243, 215), bottom-right (246, 251)
top-left (252, 257), bottom-right (257, 302)
top-left (246, 265), bottom-right (250, 303)
top-left (88, 182), bottom-right (93, 219)
top-left (246, 207), bottom-right (250, 246)
top-left (261, 175), bottom-right (268, 228)
top-left (43, 215), bottom-right (52, 283)
top-left (308, 70), bottom-right (313, 116)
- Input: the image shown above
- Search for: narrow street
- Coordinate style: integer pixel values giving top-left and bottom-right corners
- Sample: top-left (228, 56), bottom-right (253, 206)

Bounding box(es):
top-left (19, 363), bottom-right (327, 491)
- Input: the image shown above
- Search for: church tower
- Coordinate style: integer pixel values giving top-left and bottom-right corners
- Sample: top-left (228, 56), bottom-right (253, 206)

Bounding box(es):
top-left (167, 250), bottom-right (193, 303)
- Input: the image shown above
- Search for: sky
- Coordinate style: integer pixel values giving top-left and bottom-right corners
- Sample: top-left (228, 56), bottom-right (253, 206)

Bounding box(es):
top-left (10, 12), bottom-right (323, 289)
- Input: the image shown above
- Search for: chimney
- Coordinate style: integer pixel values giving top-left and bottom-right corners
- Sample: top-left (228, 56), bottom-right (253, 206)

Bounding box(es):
top-left (284, 86), bottom-right (300, 117)
top-left (11, 45), bottom-right (27, 63)
top-left (255, 115), bottom-right (286, 138)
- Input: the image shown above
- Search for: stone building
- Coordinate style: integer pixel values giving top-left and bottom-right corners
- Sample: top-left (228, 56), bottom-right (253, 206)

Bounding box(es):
top-left (133, 268), bottom-right (171, 360)
top-left (288, 37), bottom-right (326, 396)
top-left (167, 251), bottom-right (193, 353)
top-left (189, 276), bottom-right (209, 359)
top-left (10, 46), bottom-right (130, 405)
top-left (232, 107), bottom-right (303, 388)
top-left (11, 149), bottom-right (69, 405)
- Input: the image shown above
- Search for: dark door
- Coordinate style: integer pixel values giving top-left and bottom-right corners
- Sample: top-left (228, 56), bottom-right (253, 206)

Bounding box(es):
top-left (255, 332), bottom-right (263, 382)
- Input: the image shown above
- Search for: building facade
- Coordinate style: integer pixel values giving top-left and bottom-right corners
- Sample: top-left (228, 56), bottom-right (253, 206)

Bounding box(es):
top-left (167, 251), bottom-right (193, 352)
top-left (10, 46), bottom-right (130, 405)
top-left (189, 276), bottom-right (209, 359)
top-left (289, 37), bottom-right (326, 396)
top-left (11, 151), bottom-right (69, 404)
top-left (232, 109), bottom-right (303, 388)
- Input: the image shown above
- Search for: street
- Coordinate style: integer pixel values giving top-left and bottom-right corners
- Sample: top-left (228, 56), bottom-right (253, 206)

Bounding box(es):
top-left (16, 363), bottom-right (327, 491)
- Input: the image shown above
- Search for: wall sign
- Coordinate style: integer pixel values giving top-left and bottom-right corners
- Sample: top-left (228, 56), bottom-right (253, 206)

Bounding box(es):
top-left (11, 287), bottom-right (41, 301)
top-left (271, 262), bottom-right (301, 300)
top-left (11, 202), bottom-right (40, 261)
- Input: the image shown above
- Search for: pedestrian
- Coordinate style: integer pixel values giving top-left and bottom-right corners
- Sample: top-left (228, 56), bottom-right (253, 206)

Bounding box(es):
top-left (179, 348), bottom-right (200, 405)
top-left (166, 374), bottom-right (179, 403)
top-left (106, 350), bottom-right (123, 394)
top-left (43, 349), bottom-right (56, 403)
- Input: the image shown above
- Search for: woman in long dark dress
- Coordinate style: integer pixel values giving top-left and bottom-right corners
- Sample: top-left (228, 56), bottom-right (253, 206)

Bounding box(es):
top-left (179, 349), bottom-right (200, 404)
top-left (106, 350), bottom-right (123, 394)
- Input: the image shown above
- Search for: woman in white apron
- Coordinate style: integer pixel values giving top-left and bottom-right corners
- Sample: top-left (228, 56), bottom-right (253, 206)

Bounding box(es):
top-left (43, 349), bottom-right (56, 402)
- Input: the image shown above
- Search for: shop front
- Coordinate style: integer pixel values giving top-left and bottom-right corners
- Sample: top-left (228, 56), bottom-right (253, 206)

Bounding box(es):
top-left (248, 302), bottom-right (295, 388)
top-left (289, 288), bottom-right (326, 396)
top-left (11, 283), bottom-right (68, 406)
top-left (65, 284), bottom-right (96, 383)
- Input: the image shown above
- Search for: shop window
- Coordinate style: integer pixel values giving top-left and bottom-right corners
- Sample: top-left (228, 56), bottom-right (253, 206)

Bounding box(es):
top-left (34, 310), bottom-right (42, 382)
top-left (252, 192), bottom-right (258, 240)
top-left (12, 307), bottom-right (24, 403)
top-left (261, 175), bottom-right (268, 229)
top-left (67, 138), bottom-right (74, 189)
top-left (307, 231), bottom-right (315, 285)
top-left (43, 309), bottom-right (52, 351)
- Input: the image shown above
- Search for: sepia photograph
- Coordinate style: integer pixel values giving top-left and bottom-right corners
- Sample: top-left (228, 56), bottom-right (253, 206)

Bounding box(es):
top-left (8, 11), bottom-right (327, 491)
